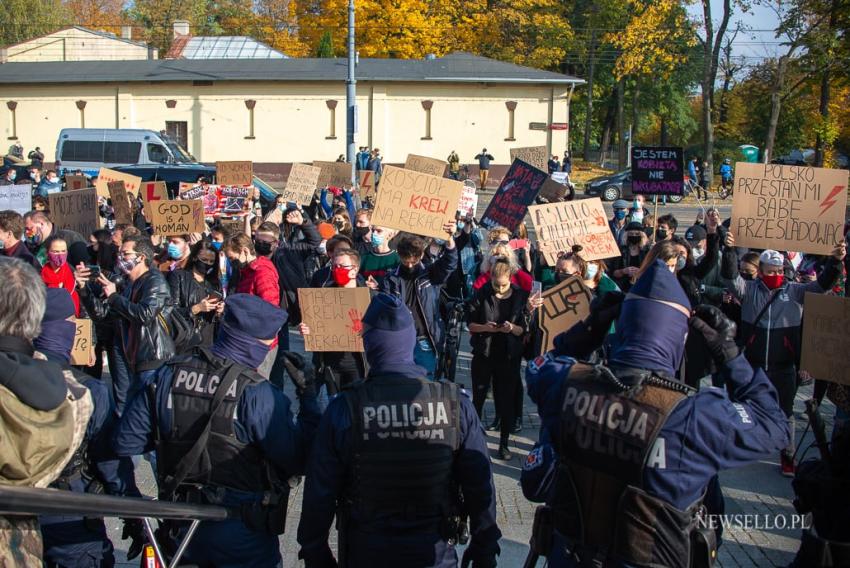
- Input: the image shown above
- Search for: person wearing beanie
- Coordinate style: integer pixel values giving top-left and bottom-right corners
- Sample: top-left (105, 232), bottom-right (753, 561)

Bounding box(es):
top-left (115, 293), bottom-right (321, 567)
top-left (722, 231), bottom-right (847, 476)
top-left (31, 286), bottom-right (144, 567)
top-left (298, 293), bottom-right (501, 568)
top-left (522, 261), bottom-right (791, 568)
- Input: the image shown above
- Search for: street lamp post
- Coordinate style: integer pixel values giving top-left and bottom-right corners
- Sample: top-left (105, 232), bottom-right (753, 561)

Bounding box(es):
top-left (346, 0), bottom-right (357, 185)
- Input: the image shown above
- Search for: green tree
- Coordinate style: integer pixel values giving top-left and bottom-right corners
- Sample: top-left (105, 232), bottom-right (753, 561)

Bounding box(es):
top-left (1, 0), bottom-right (69, 46)
top-left (316, 30), bottom-right (334, 57)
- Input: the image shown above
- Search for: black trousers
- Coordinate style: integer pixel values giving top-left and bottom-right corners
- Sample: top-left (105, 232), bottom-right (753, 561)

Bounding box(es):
top-left (471, 353), bottom-right (522, 443)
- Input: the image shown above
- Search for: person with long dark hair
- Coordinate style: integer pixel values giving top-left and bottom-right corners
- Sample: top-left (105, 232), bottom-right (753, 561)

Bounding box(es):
top-left (167, 240), bottom-right (224, 346)
top-left (90, 229), bottom-right (117, 274)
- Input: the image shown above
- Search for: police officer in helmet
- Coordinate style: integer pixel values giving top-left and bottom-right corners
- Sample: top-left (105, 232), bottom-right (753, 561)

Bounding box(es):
top-left (523, 259), bottom-right (790, 567)
top-left (298, 293), bottom-right (501, 567)
top-left (115, 293), bottom-right (321, 567)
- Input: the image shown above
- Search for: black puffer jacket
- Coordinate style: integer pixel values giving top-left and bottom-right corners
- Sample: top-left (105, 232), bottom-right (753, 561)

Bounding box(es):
top-left (167, 269), bottom-right (221, 346)
top-left (81, 268), bottom-right (175, 372)
top-left (466, 282), bottom-right (531, 359)
top-left (273, 219), bottom-right (322, 324)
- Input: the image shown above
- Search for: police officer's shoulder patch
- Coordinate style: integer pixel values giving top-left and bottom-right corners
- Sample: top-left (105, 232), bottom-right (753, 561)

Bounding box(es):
top-left (524, 446), bottom-right (544, 471)
top-left (528, 355), bottom-right (549, 373)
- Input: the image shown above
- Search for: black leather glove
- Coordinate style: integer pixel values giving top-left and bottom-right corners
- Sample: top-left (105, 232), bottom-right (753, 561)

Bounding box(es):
top-left (587, 291), bottom-right (625, 334)
top-left (460, 547), bottom-right (497, 568)
top-left (281, 351), bottom-right (316, 397)
top-left (688, 305), bottom-right (739, 366)
top-left (121, 517), bottom-right (145, 560)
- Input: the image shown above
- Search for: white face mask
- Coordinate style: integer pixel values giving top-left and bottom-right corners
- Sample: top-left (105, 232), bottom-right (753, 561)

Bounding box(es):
top-left (692, 248), bottom-right (704, 261)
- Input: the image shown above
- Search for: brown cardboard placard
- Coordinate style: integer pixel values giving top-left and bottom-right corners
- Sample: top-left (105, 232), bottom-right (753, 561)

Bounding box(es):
top-left (313, 161), bottom-right (354, 188)
top-left (297, 287), bottom-right (371, 352)
top-left (108, 181), bottom-right (133, 225)
top-left (149, 199), bottom-right (206, 236)
top-left (539, 275), bottom-right (593, 354)
top-left (48, 188), bottom-right (99, 238)
top-left (510, 146), bottom-right (548, 172)
top-left (528, 197), bottom-right (619, 265)
top-left (359, 170), bottom-right (376, 200)
top-left (64, 174), bottom-right (88, 191)
top-left (800, 293), bottom-right (850, 385)
top-left (282, 164), bottom-right (322, 205)
top-left (140, 181), bottom-right (169, 218)
top-left (404, 154), bottom-right (447, 177)
top-left (220, 217), bottom-right (246, 236)
top-left (730, 162), bottom-right (848, 255)
top-left (371, 165), bottom-right (463, 240)
top-left (538, 178), bottom-right (568, 202)
top-left (216, 161), bottom-right (253, 186)
top-left (70, 318), bottom-right (93, 366)
top-left (95, 168), bottom-right (141, 199)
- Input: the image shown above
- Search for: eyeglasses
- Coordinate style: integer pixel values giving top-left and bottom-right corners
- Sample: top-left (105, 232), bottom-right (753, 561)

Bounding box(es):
top-left (118, 251), bottom-right (138, 260)
top-left (490, 239), bottom-right (509, 246)
top-left (334, 264), bottom-right (354, 270)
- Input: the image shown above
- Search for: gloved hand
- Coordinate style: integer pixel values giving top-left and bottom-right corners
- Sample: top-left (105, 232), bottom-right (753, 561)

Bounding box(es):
top-left (586, 291), bottom-right (625, 335)
top-left (121, 517), bottom-right (145, 560)
top-left (688, 305), bottom-right (739, 366)
top-left (281, 351), bottom-right (316, 397)
top-left (460, 547), bottom-right (497, 568)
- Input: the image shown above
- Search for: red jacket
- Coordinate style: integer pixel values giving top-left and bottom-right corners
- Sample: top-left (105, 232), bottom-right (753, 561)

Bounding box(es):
top-left (236, 256), bottom-right (280, 307)
top-left (41, 262), bottom-right (81, 317)
top-left (473, 269), bottom-right (533, 293)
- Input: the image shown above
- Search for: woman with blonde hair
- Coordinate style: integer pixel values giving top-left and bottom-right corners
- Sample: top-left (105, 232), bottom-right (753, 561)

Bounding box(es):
top-left (474, 227), bottom-right (532, 292)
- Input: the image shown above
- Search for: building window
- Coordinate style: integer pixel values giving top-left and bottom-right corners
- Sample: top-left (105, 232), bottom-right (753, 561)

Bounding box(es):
top-left (76, 100), bottom-right (87, 128)
top-left (421, 100), bottom-right (433, 140)
top-left (166, 121), bottom-right (189, 151)
top-left (505, 101), bottom-right (517, 141)
top-left (244, 100), bottom-right (256, 139)
top-left (325, 100), bottom-right (338, 139)
top-left (6, 101), bottom-right (17, 140)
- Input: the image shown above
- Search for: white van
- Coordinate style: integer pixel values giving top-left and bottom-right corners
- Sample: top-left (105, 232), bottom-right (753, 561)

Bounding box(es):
top-left (55, 128), bottom-right (197, 176)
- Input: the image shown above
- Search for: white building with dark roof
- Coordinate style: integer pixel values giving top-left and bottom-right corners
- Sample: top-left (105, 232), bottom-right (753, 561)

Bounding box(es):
top-left (0, 51), bottom-right (582, 173)
top-left (0, 26), bottom-right (156, 63)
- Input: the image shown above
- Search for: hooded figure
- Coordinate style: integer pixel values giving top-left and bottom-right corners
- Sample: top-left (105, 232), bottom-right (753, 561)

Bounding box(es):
top-left (33, 288), bottom-right (78, 364)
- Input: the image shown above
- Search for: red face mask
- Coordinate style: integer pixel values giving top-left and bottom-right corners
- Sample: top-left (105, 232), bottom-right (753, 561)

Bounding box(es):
top-left (761, 273), bottom-right (785, 290)
top-left (332, 266), bottom-right (354, 286)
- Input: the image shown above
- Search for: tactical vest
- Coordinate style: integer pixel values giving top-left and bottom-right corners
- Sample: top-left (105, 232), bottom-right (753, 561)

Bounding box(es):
top-left (345, 375), bottom-right (461, 519)
top-left (554, 363), bottom-right (701, 568)
top-left (155, 349), bottom-right (267, 495)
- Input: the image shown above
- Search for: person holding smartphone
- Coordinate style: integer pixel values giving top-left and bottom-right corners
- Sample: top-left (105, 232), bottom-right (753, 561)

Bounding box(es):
top-left (466, 258), bottom-right (532, 460)
top-left (167, 241), bottom-right (224, 346)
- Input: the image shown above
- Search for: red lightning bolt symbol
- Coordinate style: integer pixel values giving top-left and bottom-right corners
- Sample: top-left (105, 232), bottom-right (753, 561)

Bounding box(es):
top-left (819, 185), bottom-right (845, 217)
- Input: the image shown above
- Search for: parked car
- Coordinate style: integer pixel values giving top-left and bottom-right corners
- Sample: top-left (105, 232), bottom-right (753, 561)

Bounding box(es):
top-left (584, 169), bottom-right (685, 203)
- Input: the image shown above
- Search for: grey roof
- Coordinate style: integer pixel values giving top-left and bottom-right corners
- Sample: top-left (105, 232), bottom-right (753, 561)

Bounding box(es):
top-left (0, 51), bottom-right (583, 85)
top-left (178, 36), bottom-right (287, 59)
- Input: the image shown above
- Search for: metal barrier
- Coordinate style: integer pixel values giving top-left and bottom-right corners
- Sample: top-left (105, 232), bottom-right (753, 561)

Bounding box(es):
top-left (0, 485), bottom-right (236, 568)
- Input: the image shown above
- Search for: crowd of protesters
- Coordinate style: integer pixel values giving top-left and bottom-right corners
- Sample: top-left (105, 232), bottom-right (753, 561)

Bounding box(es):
top-left (0, 144), bottom-right (848, 567)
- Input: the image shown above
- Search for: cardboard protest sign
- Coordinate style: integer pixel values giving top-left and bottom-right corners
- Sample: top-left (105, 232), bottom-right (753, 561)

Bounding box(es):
top-left (801, 293), bottom-right (850, 385)
top-left (458, 181), bottom-right (478, 217)
top-left (298, 287), bottom-right (371, 352)
top-left (140, 181), bottom-right (168, 218)
top-left (359, 170), bottom-right (376, 200)
top-left (539, 275), bottom-right (593, 354)
top-left (313, 161), bottom-right (353, 188)
top-left (282, 164), bottom-right (322, 205)
top-left (630, 147), bottom-right (684, 195)
top-left (538, 178), bottom-right (568, 202)
top-left (0, 183), bottom-right (31, 214)
top-left (216, 161), bottom-right (253, 186)
top-left (509, 146), bottom-right (548, 172)
top-left (371, 165), bottom-right (463, 240)
top-left (108, 181), bottom-right (133, 225)
top-left (480, 159), bottom-right (548, 232)
top-left (404, 154), bottom-right (447, 177)
top-left (150, 199), bottom-right (206, 236)
top-left (48, 188), bottom-right (98, 238)
top-left (731, 162), bottom-right (848, 255)
top-left (64, 174), bottom-right (88, 191)
top-left (69, 318), bottom-right (93, 366)
top-left (95, 168), bottom-right (141, 199)
top-left (220, 217), bottom-right (246, 236)
top-left (529, 197), bottom-right (619, 265)
top-left (219, 186), bottom-right (251, 214)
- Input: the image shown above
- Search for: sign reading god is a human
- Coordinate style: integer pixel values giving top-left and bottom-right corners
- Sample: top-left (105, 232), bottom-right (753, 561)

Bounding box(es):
top-left (371, 165), bottom-right (463, 240)
top-left (731, 162), bottom-right (848, 255)
top-left (298, 287), bottom-right (371, 352)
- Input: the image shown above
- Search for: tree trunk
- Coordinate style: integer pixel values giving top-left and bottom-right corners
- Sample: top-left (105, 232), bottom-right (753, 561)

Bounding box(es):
top-left (631, 82), bottom-right (640, 144)
top-left (582, 33), bottom-right (596, 161)
top-left (660, 116), bottom-right (668, 146)
top-left (700, 0), bottom-right (731, 187)
top-left (617, 78), bottom-right (626, 170)
top-left (764, 57), bottom-right (790, 163)
top-left (814, 0), bottom-right (837, 167)
top-left (598, 88), bottom-right (617, 167)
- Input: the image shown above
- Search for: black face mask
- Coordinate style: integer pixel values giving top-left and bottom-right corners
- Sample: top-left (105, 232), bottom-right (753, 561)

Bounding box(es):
top-left (398, 264), bottom-right (418, 278)
top-left (626, 235), bottom-right (642, 246)
top-left (254, 240), bottom-right (274, 257)
top-left (740, 272), bottom-right (755, 281)
top-left (194, 260), bottom-right (215, 276)
top-left (554, 272), bottom-right (569, 283)
top-left (656, 228), bottom-right (668, 240)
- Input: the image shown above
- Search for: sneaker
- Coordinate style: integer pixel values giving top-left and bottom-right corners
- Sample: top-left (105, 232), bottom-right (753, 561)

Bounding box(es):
top-left (497, 444), bottom-right (512, 461)
top-left (486, 417), bottom-right (501, 432)
top-left (780, 452), bottom-right (796, 477)
top-left (512, 417), bottom-right (522, 434)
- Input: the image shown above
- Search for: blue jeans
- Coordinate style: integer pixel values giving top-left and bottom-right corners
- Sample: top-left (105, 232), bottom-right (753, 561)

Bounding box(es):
top-left (414, 337), bottom-right (437, 381)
